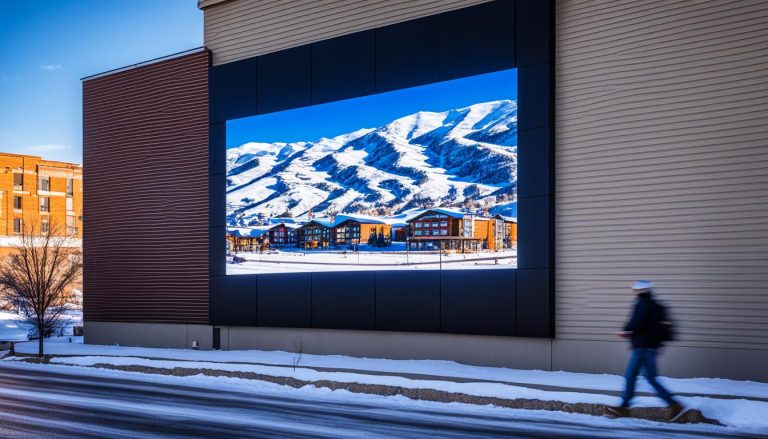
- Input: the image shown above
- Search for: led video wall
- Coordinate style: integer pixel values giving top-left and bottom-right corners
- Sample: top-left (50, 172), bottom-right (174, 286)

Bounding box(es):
top-left (226, 69), bottom-right (518, 275)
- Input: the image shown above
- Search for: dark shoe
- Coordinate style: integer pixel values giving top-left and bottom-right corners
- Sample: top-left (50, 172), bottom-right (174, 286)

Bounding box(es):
top-left (667, 403), bottom-right (686, 422)
top-left (606, 406), bottom-right (630, 418)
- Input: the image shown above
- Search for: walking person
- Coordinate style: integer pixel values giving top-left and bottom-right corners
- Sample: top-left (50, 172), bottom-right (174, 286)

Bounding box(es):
top-left (607, 280), bottom-right (684, 420)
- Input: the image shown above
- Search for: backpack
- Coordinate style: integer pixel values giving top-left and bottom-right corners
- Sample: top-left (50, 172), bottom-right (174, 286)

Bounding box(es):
top-left (652, 300), bottom-right (676, 343)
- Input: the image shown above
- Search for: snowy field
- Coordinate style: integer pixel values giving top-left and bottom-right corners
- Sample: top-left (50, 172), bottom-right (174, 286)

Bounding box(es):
top-left (8, 340), bottom-right (768, 433)
top-left (0, 310), bottom-right (82, 342)
top-left (228, 246), bottom-right (517, 274)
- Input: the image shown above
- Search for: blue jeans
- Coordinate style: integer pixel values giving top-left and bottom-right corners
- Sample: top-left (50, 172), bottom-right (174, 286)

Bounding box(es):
top-left (621, 348), bottom-right (677, 407)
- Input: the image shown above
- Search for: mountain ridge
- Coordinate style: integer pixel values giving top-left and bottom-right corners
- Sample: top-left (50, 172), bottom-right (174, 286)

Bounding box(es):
top-left (226, 99), bottom-right (518, 227)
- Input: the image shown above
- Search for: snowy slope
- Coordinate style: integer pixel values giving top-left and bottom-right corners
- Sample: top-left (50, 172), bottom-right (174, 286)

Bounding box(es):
top-left (227, 100), bottom-right (518, 227)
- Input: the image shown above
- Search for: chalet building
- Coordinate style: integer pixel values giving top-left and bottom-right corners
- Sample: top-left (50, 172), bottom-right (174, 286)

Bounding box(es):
top-left (0, 153), bottom-right (83, 257)
top-left (391, 225), bottom-right (408, 242)
top-left (267, 222), bottom-right (299, 246)
top-left (296, 219), bottom-right (335, 249)
top-left (406, 208), bottom-right (515, 252)
top-left (226, 227), bottom-right (268, 252)
top-left (334, 214), bottom-right (391, 247)
top-left (494, 214), bottom-right (517, 248)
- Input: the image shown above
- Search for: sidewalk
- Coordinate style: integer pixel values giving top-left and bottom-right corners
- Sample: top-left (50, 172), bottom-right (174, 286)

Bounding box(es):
top-left (6, 338), bottom-right (768, 432)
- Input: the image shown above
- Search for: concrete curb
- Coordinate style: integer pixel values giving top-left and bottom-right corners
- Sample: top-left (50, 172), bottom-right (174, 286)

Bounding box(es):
top-left (47, 360), bottom-right (719, 426)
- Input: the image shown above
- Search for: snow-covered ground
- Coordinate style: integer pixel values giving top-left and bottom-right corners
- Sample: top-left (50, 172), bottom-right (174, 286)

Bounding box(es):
top-left (0, 360), bottom-right (741, 439)
top-left (227, 248), bottom-right (517, 274)
top-left (0, 310), bottom-right (82, 342)
top-left (8, 340), bottom-right (768, 433)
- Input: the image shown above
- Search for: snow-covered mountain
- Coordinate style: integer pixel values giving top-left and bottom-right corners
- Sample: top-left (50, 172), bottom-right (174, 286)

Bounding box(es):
top-left (226, 99), bottom-right (518, 227)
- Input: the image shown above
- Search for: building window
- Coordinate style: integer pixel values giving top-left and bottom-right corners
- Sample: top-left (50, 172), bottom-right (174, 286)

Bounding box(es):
top-left (13, 173), bottom-right (23, 190)
top-left (13, 218), bottom-right (22, 235)
top-left (41, 218), bottom-right (50, 234)
top-left (39, 176), bottom-right (50, 192)
top-left (66, 215), bottom-right (76, 235)
top-left (13, 196), bottom-right (22, 210)
top-left (66, 197), bottom-right (73, 212)
top-left (40, 197), bottom-right (50, 213)
top-left (66, 178), bottom-right (74, 197)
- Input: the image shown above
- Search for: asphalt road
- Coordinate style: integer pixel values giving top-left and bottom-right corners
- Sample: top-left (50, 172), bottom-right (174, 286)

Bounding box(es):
top-left (0, 364), bottom-right (757, 439)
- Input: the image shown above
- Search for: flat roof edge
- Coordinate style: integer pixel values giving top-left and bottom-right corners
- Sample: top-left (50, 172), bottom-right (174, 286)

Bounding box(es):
top-left (198, 0), bottom-right (229, 9)
top-left (81, 47), bottom-right (206, 82)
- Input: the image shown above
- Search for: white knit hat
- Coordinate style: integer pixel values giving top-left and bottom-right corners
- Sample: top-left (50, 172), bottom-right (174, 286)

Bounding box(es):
top-left (632, 280), bottom-right (654, 290)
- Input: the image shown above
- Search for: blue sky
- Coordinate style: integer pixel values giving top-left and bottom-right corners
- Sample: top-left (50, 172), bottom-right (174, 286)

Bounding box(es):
top-left (0, 0), bottom-right (202, 163)
top-left (227, 69), bottom-right (517, 148)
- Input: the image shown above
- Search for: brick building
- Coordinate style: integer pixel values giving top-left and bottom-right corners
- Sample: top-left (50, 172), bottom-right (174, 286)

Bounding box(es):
top-left (0, 153), bottom-right (83, 256)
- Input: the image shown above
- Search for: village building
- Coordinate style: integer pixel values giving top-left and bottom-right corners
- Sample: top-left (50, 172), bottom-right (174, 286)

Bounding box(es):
top-left (406, 208), bottom-right (515, 252)
top-left (226, 227), bottom-right (269, 252)
top-left (296, 219), bottom-right (335, 249)
top-left (333, 214), bottom-right (391, 247)
top-left (267, 222), bottom-right (299, 246)
top-left (494, 214), bottom-right (517, 248)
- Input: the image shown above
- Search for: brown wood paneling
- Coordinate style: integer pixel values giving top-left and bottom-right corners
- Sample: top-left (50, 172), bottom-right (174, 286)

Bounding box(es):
top-left (83, 50), bottom-right (210, 324)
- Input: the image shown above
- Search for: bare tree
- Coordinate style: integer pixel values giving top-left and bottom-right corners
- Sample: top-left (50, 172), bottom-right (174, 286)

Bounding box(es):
top-left (0, 223), bottom-right (82, 357)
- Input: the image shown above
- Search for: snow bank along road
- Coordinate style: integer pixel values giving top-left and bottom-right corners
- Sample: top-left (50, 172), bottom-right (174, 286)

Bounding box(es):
top-left (0, 363), bottom-right (760, 439)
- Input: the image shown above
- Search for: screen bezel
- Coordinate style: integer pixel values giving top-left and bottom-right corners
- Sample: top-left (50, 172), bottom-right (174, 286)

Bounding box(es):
top-left (208, 0), bottom-right (554, 337)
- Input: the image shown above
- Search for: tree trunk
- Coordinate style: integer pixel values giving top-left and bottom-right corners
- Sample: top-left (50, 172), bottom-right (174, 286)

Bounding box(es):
top-left (38, 326), bottom-right (44, 357)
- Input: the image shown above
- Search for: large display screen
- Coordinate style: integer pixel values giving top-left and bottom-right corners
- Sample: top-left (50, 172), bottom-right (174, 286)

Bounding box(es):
top-left (226, 69), bottom-right (517, 275)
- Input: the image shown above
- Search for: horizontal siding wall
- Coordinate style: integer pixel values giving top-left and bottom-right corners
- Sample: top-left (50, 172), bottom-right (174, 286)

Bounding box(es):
top-left (83, 51), bottom-right (210, 324)
top-left (203, 0), bottom-right (492, 65)
top-left (556, 0), bottom-right (768, 349)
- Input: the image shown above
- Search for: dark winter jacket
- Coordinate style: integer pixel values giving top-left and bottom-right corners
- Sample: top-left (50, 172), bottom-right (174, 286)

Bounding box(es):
top-left (623, 292), bottom-right (666, 349)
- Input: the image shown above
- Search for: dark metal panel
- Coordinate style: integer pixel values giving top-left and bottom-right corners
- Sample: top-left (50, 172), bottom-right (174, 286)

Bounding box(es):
top-left (376, 270), bottom-right (440, 332)
top-left (257, 46), bottom-right (312, 114)
top-left (210, 227), bottom-right (226, 277)
top-left (312, 271), bottom-right (375, 330)
top-left (441, 270), bottom-right (517, 335)
top-left (515, 0), bottom-right (554, 68)
top-left (209, 121), bottom-right (226, 175)
top-left (516, 268), bottom-right (552, 337)
top-left (210, 275), bottom-right (257, 326)
top-left (209, 57), bottom-right (258, 122)
top-left (312, 31), bottom-right (376, 104)
top-left (438, 0), bottom-right (516, 81)
top-left (517, 63), bottom-right (552, 131)
top-left (517, 127), bottom-right (553, 198)
top-left (209, 174), bottom-right (226, 228)
top-left (257, 273), bottom-right (312, 328)
top-left (83, 50), bottom-right (210, 324)
top-left (516, 195), bottom-right (552, 270)
top-left (375, 16), bottom-right (440, 93)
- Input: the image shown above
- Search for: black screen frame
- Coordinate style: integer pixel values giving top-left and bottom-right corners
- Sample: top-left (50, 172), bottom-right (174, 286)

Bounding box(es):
top-left (208, 0), bottom-right (554, 337)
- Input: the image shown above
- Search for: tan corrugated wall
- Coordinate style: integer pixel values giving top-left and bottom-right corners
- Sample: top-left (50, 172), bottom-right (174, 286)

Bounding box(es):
top-left (556, 0), bottom-right (768, 350)
top-left (203, 0), bottom-right (492, 65)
